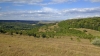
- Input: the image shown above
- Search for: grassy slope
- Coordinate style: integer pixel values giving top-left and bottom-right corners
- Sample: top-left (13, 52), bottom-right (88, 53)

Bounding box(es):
top-left (0, 34), bottom-right (100, 56)
top-left (74, 28), bottom-right (100, 37)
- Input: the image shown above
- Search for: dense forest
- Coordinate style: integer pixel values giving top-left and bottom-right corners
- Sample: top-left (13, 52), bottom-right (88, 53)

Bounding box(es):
top-left (0, 17), bottom-right (100, 39)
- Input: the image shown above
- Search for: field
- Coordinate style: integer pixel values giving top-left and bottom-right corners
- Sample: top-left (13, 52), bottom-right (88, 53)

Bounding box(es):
top-left (74, 28), bottom-right (100, 36)
top-left (0, 34), bottom-right (100, 56)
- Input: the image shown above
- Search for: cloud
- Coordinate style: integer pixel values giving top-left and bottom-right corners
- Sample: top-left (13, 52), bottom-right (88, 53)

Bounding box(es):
top-left (0, 0), bottom-right (78, 5)
top-left (0, 0), bottom-right (100, 6)
top-left (63, 7), bottom-right (100, 14)
top-left (91, 0), bottom-right (100, 2)
top-left (41, 7), bottom-right (58, 13)
top-left (0, 7), bottom-right (1, 10)
top-left (0, 7), bottom-right (100, 20)
top-left (51, 0), bottom-right (76, 3)
top-left (85, 0), bottom-right (100, 2)
top-left (0, 0), bottom-right (43, 4)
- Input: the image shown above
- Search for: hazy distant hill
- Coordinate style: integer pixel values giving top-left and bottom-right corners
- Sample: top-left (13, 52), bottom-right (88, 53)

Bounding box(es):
top-left (0, 20), bottom-right (39, 24)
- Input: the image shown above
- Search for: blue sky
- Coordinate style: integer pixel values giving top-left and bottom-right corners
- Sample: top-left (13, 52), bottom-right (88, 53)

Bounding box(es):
top-left (0, 0), bottom-right (100, 20)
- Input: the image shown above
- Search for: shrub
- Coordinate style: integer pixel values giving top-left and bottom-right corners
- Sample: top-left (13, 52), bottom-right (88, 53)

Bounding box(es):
top-left (19, 32), bottom-right (22, 35)
top-left (83, 30), bottom-right (87, 32)
top-left (70, 37), bottom-right (73, 41)
top-left (16, 32), bottom-right (19, 34)
top-left (42, 34), bottom-right (46, 38)
top-left (91, 38), bottom-right (100, 46)
top-left (0, 29), bottom-right (6, 33)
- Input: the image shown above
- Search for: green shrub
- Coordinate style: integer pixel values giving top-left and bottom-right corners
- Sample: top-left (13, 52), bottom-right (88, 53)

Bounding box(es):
top-left (83, 30), bottom-right (87, 32)
top-left (0, 29), bottom-right (6, 33)
top-left (16, 32), bottom-right (19, 34)
top-left (70, 37), bottom-right (73, 41)
top-left (91, 38), bottom-right (100, 46)
top-left (19, 32), bottom-right (22, 35)
top-left (42, 34), bottom-right (46, 38)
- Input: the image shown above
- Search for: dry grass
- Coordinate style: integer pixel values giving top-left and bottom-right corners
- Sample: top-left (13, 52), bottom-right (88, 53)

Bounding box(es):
top-left (0, 34), bottom-right (100, 56)
top-left (39, 23), bottom-right (58, 32)
top-left (74, 28), bottom-right (100, 36)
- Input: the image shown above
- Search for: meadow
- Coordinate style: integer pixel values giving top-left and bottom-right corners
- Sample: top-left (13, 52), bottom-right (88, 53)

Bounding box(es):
top-left (0, 33), bottom-right (100, 56)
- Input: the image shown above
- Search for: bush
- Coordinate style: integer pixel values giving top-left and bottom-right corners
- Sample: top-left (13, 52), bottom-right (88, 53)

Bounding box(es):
top-left (83, 30), bottom-right (87, 32)
top-left (0, 29), bottom-right (6, 33)
top-left (19, 32), bottom-right (22, 35)
top-left (70, 37), bottom-right (73, 41)
top-left (91, 38), bottom-right (100, 46)
top-left (42, 34), bottom-right (46, 38)
top-left (16, 32), bottom-right (19, 34)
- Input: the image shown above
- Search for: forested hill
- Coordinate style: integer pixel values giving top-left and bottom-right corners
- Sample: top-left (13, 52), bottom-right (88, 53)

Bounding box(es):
top-left (0, 17), bottom-right (100, 39)
top-left (58, 17), bottom-right (100, 31)
top-left (0, 20), bottom-right (39, 24)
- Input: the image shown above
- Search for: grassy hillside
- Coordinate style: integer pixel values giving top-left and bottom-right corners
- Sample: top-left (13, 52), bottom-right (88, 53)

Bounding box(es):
top-left (0, 17), bottom-right (100, 39)
top-left (74, 28), bottom-right (100, 36)
top-left (0, 17), bottom-right (100, 56)
top-left (0, 34), bottom-right (100, 56)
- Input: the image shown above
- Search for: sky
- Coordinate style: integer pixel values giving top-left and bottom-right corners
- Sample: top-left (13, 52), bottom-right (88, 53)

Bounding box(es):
top-left (0, 0), bottom-right (100, 20)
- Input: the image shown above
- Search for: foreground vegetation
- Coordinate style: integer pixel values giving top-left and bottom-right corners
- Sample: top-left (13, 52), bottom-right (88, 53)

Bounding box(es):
top-left (0, 34), bottom-right (100, 56)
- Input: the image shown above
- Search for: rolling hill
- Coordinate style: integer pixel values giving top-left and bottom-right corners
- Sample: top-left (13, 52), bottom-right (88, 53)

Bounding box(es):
top-left (0, 17), bottom-right (100, 56)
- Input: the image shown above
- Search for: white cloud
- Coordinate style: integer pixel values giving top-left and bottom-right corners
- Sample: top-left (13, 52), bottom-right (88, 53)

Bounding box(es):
top-left (91, 0), bottom-right (100, 2)
top-left (0, 0), bottom-right (43, 4)
top-left (0, 0), bottom-right (100, 6)
top-left (41, 7), bottom-right (58, 13)
top-left (0, 0), bottom-right (78, 5)
top-left (63, 7), bottom-right (100, 14)
top-left (0, 7), bottom-right (100, 20)
top-left (0, 14), bottom-right (3, 16)
top-left (85, 0), bottom-right (100, 2)
top-left (52, 0), bottom-right (69, 3)
top-left (51, 0), bottom-right (76, 4)
top-left (0, 7), bottom-right (1, 10)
